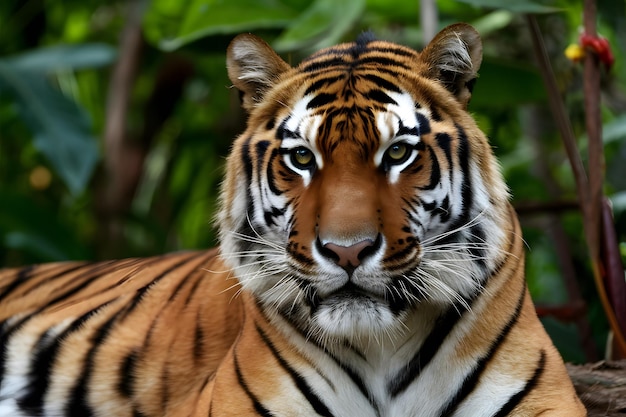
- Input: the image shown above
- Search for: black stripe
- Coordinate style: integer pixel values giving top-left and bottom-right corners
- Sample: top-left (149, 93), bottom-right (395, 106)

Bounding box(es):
top-left (286, 243), bottom-right (315, 267)
top-left (183, 272), bottom-right (205, 305)
top-left (0, 316), bottom-right (29, 389)
top-left (234, 353), bottom-right (274, 417)
top-left (264, 207), bottom-right (286, 227)
top-left (0, 263), bottom-right (87, 304)
top-left (367, 45), bottom-right (415, 57)
top-left (16, 302), bottom-right (112, 415)
top-left (396, 120), bottom-right (419, 137)
top-left (438, 195), bottom-right (451, 223)
top-left (467, 224), bottom-right (487, 268)
top-left (120, 253), bottom-right (206, 321)
top-left (66, 315), bottom-right (117, 416)
top-left (492, 350), bottom-right (546, 417)
top-left (194, 313), bottom-right (205, 361)
top-left (416, 112), bottom-right (431, 134)
top-left (275, 118), bottom-right (289, 141)
top-left (382, 238), bottom-right (418, 264)
top-left (255, 141), bottom-right (270, 201)
top-left (265, 302), bottom-right (375, 409)
top-left (442, 125), bottom-right (471, 236)
top-left (339, 362), bottom-right (373, 403)
top-left (265, 147), bottom-right (284, 196)
top-left (0, 265), bottom-right (36, 303)
top-left (362, 74), bottom-right (402, 94)
top-left (307, 93), bottom-right (337, 109)
top-left (422, 200), bottom-right (437, 211)
top-left (435, 133), bottom-right (452, 168)
top-left (388, 298), bottom-right (473, 397)
top-left (241, 137), bottom-right (254, 186)
top-left (384, 276), bottom-right (420, 313)
top-left (430, 106), bottom-right (443, 122)
top-left (118, 350), bottom-right (137, 398)
top-left (303, 75), bottom-right (345, 96)
top-left (457, 125), bottom-right (472, 220)
top-left (418, 145), bottom-right (441, 190)
top-left (364, 89), bottom-right (397, 105)
top-left (256, 324), bottom-right (335, 417)
top-left (438, 288), bottom-right (527, 417)
top-left (160, 367), bottom-right (170, 411)
top-left (169, 260), bottom-right (207, 304)
top-left (357, 56), bottom-right (409, 70)
top-left (301, 57), bottom-right (347, 73)
top-left (29, 259), bottom-right (139, 313)
top-left (66, 253), bottom-right (203, 415)
top-left (0, 263), bottom-right (100, 304)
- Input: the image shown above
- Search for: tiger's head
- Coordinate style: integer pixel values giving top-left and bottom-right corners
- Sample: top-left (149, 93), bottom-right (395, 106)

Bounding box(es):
top-left (219, 24), bottom-right (510, 344)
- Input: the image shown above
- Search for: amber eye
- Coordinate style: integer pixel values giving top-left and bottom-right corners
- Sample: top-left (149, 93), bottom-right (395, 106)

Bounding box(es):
top-left (384, 143), bottom-right (410, 165)
top-left (290, 147), bottom-right (315, 170)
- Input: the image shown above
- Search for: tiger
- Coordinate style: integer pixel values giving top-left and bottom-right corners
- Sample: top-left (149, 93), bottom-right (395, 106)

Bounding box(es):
top-left (0, 23), bottom-right (586, 416)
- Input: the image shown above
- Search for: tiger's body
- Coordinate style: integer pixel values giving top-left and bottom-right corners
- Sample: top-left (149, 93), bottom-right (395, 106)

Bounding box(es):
top-left (0, 24), bottom-right (585, 416)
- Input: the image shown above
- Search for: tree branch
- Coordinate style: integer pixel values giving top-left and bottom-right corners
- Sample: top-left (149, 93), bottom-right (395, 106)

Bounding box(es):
top-left (526, 13), bottom-right (626, 358)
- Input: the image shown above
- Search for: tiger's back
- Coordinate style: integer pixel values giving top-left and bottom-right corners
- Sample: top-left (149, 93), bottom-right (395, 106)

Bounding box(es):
top-left (0, 23), bottom-right (585, 416)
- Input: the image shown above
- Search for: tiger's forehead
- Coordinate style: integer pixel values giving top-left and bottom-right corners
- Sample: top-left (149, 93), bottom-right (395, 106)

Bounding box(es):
top-left (279, 88), bottom-right (422, 152)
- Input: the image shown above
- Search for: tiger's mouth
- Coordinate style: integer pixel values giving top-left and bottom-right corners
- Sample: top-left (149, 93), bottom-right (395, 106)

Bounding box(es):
top-left (312, 280), bottom-right (390, 310)
top-left (310, 271), bottom-right (428, 316)
top-left (307, 280), bottom-right (407, 339)
top-left (323, 281), bottom-right (381, 300)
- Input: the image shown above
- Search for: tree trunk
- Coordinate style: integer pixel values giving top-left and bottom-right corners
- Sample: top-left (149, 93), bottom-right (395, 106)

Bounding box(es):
top-left (567, 360), bottom-right (626, 415)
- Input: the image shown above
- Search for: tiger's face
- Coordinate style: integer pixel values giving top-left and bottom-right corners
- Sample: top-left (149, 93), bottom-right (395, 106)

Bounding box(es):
top-left (220, 25), bottom-right (509, 343)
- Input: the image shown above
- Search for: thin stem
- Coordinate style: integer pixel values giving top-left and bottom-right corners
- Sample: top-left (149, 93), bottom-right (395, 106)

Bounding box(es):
top-left (526, 13), bottom-right (626, 357)
top-left (526, 15), bottom-right (589, 204)
top-left (419, 0), bottom-right (438, 43)
top-left (583, 0), bottom-right (603, 266)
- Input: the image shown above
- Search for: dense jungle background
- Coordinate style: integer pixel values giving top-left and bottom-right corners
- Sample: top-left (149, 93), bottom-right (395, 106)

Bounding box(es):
top-left (1, 0), bottom-right (625, 363)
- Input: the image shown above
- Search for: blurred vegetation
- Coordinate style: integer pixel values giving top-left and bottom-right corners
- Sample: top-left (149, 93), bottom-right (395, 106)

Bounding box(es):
top-left (1, 0), bottom-right (625, 363)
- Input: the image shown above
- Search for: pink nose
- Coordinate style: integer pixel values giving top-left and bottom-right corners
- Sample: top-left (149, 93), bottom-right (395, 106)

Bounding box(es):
top-left (323, 239), bottom-right (375, 269)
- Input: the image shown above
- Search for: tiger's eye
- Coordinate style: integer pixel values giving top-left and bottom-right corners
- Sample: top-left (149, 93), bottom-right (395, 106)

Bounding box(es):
top-left (291, 148), bottom-right (315, 169)
top-left (387, 143), bottom-right (408, 161)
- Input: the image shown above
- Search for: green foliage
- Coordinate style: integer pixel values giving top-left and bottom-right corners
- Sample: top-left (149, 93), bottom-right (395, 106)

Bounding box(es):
top-left (456, 0), bottom-right (562, 13)
top-left (1, 0), bottom-right (625, 362)
top-left (0, 44), bottom-right (114, 195)
top-left (145, 0), bottom-right (298, 51)
top-left (273, 0), bottom-right (366, 51)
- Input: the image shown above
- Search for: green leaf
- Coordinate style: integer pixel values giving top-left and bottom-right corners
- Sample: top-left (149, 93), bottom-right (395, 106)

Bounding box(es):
top-left (273, 0), bottom-right (366, 51)
top-left (6, 43), bottom-right (117, 72)
top-left (0, 189), bottom-right (90, 261)
top-left (5, 232), bottom-right (71, 262)
top-left (601, 115), bottom-right (626, 145)
top-left (365, 0), bottom-right (419, 24)
top-left (470, 10), bottom-right (514, 35)
top-left (576, 115), bottom-right (626, 149)
top-left (469, 59), bottom-right (546, 108)
top-left (611, 191), bottom-right (626, 212)
top-left (0, 62), bottom-right (99, 196)
top-left (144, 0), bottom-right (298, 51)
top-left (456, 0), bottom-right (561, 13)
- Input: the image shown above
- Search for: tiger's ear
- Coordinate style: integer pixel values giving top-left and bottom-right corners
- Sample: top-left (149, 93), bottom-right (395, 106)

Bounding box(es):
top-left (421, 23), bottom-right (482, 108)
top-left (227, 34), bottom-right (292, 112)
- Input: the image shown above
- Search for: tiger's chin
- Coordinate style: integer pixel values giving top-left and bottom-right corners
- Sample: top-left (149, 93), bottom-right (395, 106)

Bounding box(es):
top-left (309, 289), bottom-right (405, 344)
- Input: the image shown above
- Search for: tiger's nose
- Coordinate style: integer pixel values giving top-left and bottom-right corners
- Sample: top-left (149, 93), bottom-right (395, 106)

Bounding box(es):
top-left (318, 235), bottom-right (382, 271)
